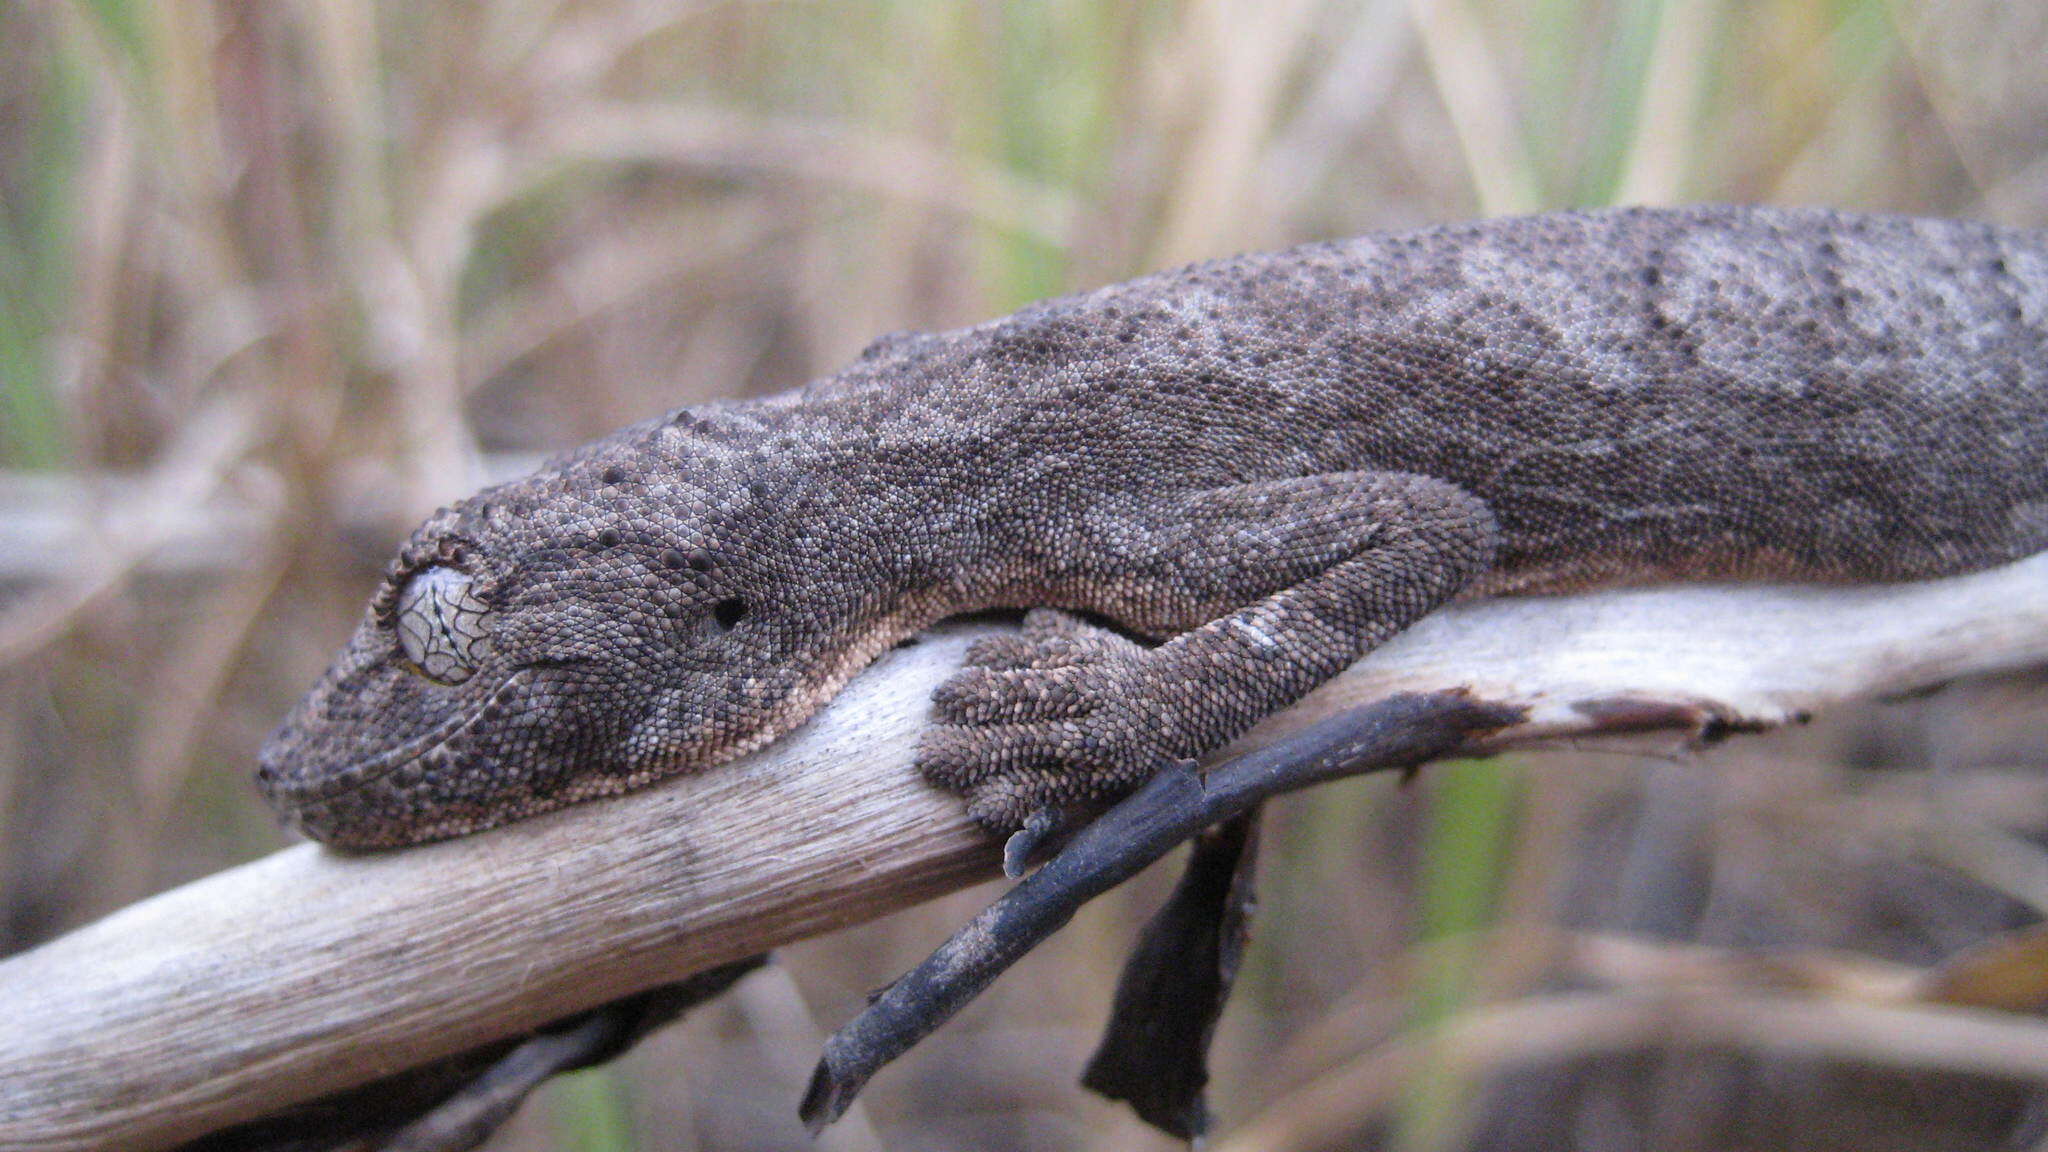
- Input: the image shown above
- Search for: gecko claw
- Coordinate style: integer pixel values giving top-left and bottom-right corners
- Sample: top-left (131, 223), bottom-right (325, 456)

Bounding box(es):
top-left (1004, 807), bottom-right (1064, 878)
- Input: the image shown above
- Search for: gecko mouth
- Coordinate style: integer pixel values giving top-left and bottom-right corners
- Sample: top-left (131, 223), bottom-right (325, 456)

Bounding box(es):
top-left (257, 668), bottom-right (531, 811)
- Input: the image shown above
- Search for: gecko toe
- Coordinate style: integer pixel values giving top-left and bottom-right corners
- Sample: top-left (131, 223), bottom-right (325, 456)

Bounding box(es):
top-left (935, 614), bottom-right (1145, 725)
top-left (961, 610), bottom-right (1145, 670)
top-left (1021, 608), bottom-right (1148, 655)
top-left (916, 720), bottom-right (1091, 790)
top-left (961, 633), bottom-right (1054, 671)
top-left (1002, 807), bottom-right (1065, 877)
top-left (932, 666), bottom-right (1100, 723)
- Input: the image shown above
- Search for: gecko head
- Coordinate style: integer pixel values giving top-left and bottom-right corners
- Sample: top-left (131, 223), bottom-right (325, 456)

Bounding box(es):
top-left (257, 449), bottom-right (826, 849)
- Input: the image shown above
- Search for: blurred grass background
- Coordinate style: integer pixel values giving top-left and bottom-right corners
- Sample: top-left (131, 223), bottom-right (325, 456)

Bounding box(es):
top-left (3, 0), bottom-right (2048, 1149)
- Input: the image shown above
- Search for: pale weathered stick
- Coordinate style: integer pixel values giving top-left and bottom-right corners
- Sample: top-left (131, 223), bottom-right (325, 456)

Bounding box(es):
top-left (3, 553), bottom-right (2046, 1152)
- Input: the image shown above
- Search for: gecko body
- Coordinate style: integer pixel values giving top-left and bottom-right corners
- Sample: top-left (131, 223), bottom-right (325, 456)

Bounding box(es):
top-left (260, 206), bottom-right (2048, 847)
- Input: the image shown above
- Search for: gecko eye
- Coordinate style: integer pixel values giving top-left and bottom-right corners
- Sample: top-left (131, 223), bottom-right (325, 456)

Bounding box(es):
top-left (394, 566), bottom-right (494, 684)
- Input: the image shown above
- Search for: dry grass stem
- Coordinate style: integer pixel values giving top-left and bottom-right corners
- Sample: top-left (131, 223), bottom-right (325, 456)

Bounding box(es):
top-left (1222, 988), bottom-right (2048, 1152)
top-left (1613, 0), bottom-right (1717, 205)
top-left (525, 105), bottom-right (1078, 243)
top-left (1402, 0), bottom-right (1540, 215)
top-left (0, 399), bottom-right (262, 665)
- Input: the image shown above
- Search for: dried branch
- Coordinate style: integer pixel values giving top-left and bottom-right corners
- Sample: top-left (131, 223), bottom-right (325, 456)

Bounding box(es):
top-left (1, 553), bottom-right (2044, 1151)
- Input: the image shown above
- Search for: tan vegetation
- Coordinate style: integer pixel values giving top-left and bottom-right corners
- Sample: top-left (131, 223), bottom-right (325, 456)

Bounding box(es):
top-left (2, 0), bottom-right (2046, 1148)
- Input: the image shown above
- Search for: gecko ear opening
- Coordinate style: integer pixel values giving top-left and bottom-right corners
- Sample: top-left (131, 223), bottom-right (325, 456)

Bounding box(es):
top-left (713, 597), bottom-right (748, 631)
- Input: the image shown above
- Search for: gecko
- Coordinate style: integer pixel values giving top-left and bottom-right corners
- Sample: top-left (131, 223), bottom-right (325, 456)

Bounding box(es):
top-left (258, 205), bottom-right (2048, 851)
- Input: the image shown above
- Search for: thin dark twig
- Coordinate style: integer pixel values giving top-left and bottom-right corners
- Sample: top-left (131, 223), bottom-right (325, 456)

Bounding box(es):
top-left (1080, 806), bottom-right (1263, 1139)
top-left (181, 956), bottom-right (767, 1152)
top-left (800, 691), bottom-right (1526, 1131)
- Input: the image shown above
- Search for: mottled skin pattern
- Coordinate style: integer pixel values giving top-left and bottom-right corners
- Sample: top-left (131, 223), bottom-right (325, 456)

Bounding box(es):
top-left (260, 206), bottom-right (2048, 849)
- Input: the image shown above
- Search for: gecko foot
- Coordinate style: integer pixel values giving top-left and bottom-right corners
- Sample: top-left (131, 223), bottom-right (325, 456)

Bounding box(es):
top-left (920, 609), bottom-right (1180, 832)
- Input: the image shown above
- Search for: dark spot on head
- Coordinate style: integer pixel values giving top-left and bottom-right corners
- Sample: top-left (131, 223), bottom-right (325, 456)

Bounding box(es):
top-left (600, 466), bottom-right (624, 485)
top-left (597, 528), bottom-right (622, 548)
top-left (713, 597), bottom-right (748, 631)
